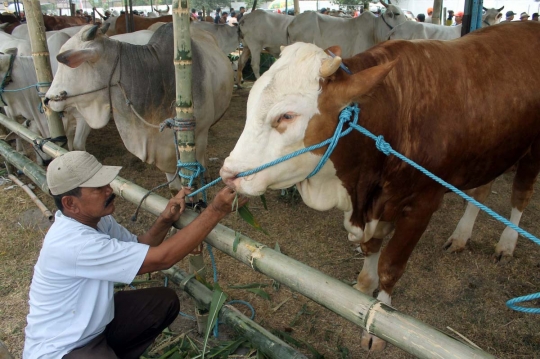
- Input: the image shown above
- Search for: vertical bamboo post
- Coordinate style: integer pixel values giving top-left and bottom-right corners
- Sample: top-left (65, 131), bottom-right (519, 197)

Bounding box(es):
top-left (22, 0), bottom-right (66, 143)
top-left (172, 0), bottom-right (207, 334)
top-left (432, 0), bottom-right (443, 25)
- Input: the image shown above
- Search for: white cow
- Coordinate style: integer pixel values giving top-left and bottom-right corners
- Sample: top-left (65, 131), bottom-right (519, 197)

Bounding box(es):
top-left (191, 22), bottom-right (239, 55)
top-left (110, 30), bottom-right (155, 45)
top-left (287, 2), bottom-right (407, 59)
top-left (11, 24), bottom-right (86, 40)
top-left (45, 24), bottom-right (233, 192)
top-left (236, 10), bottom-right (294, 87)
top-left (0, 33), bottom-right (91, 162)
top-left (0, 32), bottom-right (31, 55)
top-left (389, 7), bottom-right (504, 40)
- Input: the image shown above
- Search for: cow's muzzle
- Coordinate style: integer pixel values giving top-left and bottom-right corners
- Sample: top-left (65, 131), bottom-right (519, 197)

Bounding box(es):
top-left (44, 91), bottom-right (68, 105)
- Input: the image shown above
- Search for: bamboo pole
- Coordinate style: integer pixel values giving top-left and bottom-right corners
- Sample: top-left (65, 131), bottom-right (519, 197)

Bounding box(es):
top-left (21, 0), bottom-right (66, 143)
top-left (0, 120), bottom-right (306, 359)
top-left (172, 0), bottom-right (207, 331)
top-left (163, 266), bottom-right (308, 359)
top-left (0, 140), bottom-right (49, 194)
top-left (0, 114), bottom-right (496, 359)
top-left (8, 173), bottom-right (53, 221)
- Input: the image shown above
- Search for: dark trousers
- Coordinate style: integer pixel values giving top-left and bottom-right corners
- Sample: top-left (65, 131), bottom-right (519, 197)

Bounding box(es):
top-left (63, 287), bottom-right (179, 359)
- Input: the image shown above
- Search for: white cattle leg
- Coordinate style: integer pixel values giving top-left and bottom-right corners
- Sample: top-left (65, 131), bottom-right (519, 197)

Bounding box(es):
top-left (495, 208), bottom-right (522, 259)
top-left (165, 172), bottom-right (183, 196)
top-left (444, 181), bottom-right (494, 252)
top-left (495, 146), bottom-right (540, 260)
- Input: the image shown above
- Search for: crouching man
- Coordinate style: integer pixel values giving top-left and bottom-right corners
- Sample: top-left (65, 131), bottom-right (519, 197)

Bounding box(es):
top-left (23, 151), bottom-right (247, 358)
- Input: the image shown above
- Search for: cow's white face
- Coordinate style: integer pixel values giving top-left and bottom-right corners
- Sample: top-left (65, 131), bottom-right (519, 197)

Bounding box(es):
top-left (46, 25), bottom-right (113, 129)
top-left (221, 43), bottom-right (341, 198)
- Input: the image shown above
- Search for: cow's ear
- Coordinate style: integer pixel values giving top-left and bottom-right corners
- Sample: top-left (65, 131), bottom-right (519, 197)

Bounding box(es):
top-left (343, 58), bottom-right (398, 100)
top-left (324, 46), bottom-right (342, 58)
top-left (57, 49), bottom-right (98, 68)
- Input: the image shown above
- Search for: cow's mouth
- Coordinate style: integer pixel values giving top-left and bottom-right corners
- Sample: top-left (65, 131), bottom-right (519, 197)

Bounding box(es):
top-left (44, 97), bottom-right (67, 112)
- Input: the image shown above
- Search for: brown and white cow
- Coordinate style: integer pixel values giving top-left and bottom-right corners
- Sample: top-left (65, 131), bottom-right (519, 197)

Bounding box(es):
top-left (221, 22), bottom-right (540, 351)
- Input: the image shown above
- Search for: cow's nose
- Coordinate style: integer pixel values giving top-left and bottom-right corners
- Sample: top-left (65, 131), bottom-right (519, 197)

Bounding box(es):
top-left (43, 97), bottom-right (50, 106)
top-left (220, 166), bottom-right (238, 188)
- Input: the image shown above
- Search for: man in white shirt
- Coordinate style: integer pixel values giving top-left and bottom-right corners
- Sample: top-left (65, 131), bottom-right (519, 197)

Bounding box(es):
top-left (23, 151), bottom-right (247, 359)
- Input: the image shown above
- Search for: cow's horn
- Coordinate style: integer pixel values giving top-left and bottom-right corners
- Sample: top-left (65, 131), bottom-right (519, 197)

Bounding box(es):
top-left (166, 4), bottom-right (170, 12)
top-left (82, 24), bottom-right (100, 41)
top-left (380, 0), bottom-right (389, 8)
top-left (497, 6), bottom-right (504, 12)
top-left (320, 56), bottom-right (342, 77)
top-left (100, 22), bottom-right (110, 34)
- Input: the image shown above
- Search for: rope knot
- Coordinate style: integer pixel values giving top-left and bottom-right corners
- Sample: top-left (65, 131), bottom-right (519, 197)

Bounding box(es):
top-left (375, 136), bottom-right (392, 155)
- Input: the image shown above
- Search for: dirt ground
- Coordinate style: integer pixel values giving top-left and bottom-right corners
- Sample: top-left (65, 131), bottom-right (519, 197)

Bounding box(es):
top-left (1, 82), bottom-right (540, 358)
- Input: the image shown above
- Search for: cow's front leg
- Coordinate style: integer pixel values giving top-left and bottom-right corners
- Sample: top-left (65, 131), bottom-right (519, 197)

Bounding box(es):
top-left (355, 237), bottom-right (385, 351)
top-left (364, 192), bottom-right (442, 352)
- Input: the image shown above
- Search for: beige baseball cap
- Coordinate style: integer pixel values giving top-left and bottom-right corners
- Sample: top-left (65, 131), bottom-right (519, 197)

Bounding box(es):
top-left (47, 151), bottom-right (122, 195)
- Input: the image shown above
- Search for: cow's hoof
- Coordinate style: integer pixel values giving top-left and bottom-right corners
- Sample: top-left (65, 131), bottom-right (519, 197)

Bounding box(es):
top-left (443, 237), bottom-right (467, 253)
top-left (361, 330), bottom-right (387, 352)
top-left (493, 247), bottom-right (514, 263)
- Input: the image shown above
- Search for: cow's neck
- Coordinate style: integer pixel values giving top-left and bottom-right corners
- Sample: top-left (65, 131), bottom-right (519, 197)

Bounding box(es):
top-left (108, 37), bottom-right (178, 173)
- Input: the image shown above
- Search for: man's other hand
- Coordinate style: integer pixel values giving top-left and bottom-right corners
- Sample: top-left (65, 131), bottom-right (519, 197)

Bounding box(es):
top-left (160, 187), bottom-right (193, 224)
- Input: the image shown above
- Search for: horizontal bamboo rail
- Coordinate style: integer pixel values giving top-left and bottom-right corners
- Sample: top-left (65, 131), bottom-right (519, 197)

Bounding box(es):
top-left (0, 113), bottom-right (495, 359)
top-left (0, 115), bottom-right (305, 359)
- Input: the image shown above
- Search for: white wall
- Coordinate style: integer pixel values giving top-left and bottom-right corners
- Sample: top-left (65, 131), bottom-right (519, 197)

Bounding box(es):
top-left (395, 0), bottom-right (540, 18)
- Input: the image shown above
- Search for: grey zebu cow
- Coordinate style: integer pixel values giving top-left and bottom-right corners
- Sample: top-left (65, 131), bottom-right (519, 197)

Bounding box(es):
top-left (45, 23), bottom-right (233, 192)
top-left (287, 4), bottom-right (407, 59)
top-left (0, 32), bottom-right (90, 164)
top-left (236, 10), bottom-right (294, 87)
top-left (191, 22), bottom-right (240, 55)
top-left (389, 7), bottom-right (504, 40)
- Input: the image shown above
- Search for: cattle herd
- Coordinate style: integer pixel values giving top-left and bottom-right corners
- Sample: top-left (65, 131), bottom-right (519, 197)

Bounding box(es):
top-left (1, 1), bottom-right (539, 354)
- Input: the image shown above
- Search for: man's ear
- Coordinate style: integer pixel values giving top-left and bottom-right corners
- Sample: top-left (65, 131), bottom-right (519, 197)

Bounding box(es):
top-left (61, 196), bottom-right (79, 213)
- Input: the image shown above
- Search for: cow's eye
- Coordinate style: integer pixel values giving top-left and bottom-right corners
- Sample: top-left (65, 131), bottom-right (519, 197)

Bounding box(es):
top-left (277, 113), bottom-right (296, 123)
top-left (394, 13), bottom-right (400, 16)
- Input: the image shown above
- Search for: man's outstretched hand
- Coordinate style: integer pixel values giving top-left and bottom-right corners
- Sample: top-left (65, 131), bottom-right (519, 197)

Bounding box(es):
top-left (210, 187), bottom-right (249, 215)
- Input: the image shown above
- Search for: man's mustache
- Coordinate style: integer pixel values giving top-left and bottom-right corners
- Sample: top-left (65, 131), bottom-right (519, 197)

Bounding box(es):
top-left (105, 193), bottom-right (116, 208)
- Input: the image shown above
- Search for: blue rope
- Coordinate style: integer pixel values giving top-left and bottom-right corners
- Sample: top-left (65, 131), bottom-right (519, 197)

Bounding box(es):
top-left (506, 293), bottom-right (540, 314)
top-left (226, 300), bottom-right (256, 320)
top-left (1, 82), bottom-right (52, 93)
top-left (179, 311), bottom-right (197, 321)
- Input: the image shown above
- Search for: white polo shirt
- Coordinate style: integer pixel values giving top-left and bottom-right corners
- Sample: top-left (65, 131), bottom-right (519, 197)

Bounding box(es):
top-left (23, 211), bottom-right (149, 359)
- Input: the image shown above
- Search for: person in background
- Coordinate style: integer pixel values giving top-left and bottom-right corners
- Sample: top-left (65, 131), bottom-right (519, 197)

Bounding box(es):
top-left (320, 7), bottom-right (329, 15)
top-left (23, 151), bottom-right (247, 359)
top-left (190, 8), bottom-right (198, 21)
top-left (228, 12), bottom-right (238, 26)
top-left (520, 12), bottom-right (530, 21)
top-left (445, 10), bottom-right (454, 26)
top-left (502, 10), bottom-right (515, 22)
top-left (93, 7), bottom-right (112, 21)
top-left (236, 6), bottom-right (246, 22)
top-left (532, 13), bottom-right (539, 21)
top-left (416, 13), bottom-right (425, 22)
top-left (425, 7), bottom-right (433, 23)
top-left (213, 7), bottom-right (221, 23)
top-left (197, 11), bottom-right (203, 21)
top-left (219, 11), bottom-right (228, 24)
top-left (454, 11), bottom-right (463, 25)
